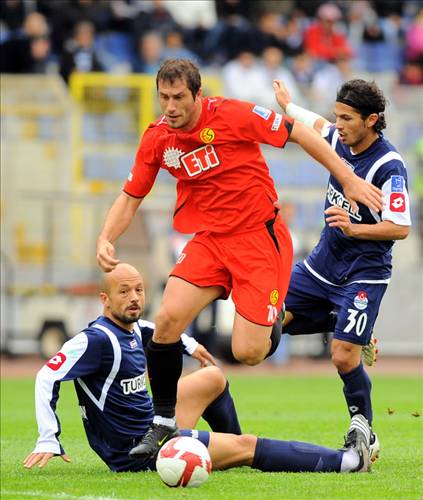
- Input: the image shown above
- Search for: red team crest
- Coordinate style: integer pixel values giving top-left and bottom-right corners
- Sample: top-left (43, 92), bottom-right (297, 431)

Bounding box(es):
top-left (46, 352), bottom-right (66, 370)
top-left (389, 193), bottom-right (405, 212)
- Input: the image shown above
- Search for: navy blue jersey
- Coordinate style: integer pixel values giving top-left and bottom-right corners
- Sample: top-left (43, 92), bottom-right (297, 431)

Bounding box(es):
top-left (305, 125), bottom-right (411, 285)
top-left (33, 316), bottom-right (198, 471)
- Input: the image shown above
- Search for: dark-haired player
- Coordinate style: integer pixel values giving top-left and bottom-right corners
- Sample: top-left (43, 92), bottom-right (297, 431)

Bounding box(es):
top-left (275, 79), bottom-right (411, 463)
top-left (96, 59), bottom-right (383, 460)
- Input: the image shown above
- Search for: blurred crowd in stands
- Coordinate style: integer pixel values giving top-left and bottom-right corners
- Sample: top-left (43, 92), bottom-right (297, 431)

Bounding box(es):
top-left (1, 0), bottom-right (422, 113)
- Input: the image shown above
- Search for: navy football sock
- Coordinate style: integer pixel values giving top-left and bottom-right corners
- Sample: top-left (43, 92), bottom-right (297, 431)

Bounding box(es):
top-left (252, 438), bottom-right (343, 472)
top-left (339, 362), bottom-right (373, 425)
top-left (202, 382), bottom-right (242, 434)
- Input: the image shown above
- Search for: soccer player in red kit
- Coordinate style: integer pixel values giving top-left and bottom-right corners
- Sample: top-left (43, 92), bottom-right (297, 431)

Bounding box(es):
top-left (96, 59), bottom-right (383, 461)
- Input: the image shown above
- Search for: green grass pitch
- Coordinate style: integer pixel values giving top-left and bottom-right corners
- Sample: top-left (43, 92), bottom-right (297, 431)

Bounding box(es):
top-left (1, 374), bottom-right (422, 499)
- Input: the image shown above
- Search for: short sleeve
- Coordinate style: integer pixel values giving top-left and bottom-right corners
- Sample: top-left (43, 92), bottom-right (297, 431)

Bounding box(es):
top-left (381, 173), bottom-right (411, 226)
top-left (222, 99), bottom-right (293, 148)
top-left (123, 127), bottom-right (161, 198)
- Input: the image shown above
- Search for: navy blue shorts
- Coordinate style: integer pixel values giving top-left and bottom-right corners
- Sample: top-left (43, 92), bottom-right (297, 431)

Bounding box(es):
top-left (284, 262), bottom-right (387, 346)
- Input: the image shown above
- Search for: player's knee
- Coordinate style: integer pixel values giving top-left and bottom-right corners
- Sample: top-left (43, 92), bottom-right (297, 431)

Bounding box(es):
top-left (154, 307), bottom-right (183, 342)
top-left (331, 343), bottom-right (357, 372)
top-left (233, 345), bottom-right (265, 366)
top-left (201, 365), bottom-right (227, 395)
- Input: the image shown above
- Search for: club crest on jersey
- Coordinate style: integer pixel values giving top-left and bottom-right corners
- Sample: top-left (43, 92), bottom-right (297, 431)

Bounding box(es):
top-left (327, 183), bottom-right (362, 221)
top-left (200, 127), bottom-right (215, 144)
top-left (252, 105), bottom-right (271, 120)
top-left (46, 352), bottom-right (66, 370)
top-left (354, 291), bottom-right (368, 310)
top-left (163, 147), bottom-right (185, 169)
top-left (389, 193), bottom-right (405, 212)
top-left (391, 175), bottom-right (404, 192)
top-left (269, 289), bottom-right (279, 305)
top-left (130, 339), bottom-right (138, 349)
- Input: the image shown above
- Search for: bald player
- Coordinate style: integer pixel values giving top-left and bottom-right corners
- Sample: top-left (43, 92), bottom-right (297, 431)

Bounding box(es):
top-left (24, 263), bottom-right (371, 474)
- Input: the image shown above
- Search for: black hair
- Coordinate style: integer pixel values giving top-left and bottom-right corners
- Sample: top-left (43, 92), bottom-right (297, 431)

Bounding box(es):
top-left (336, 79), bottom-right (387, 133)
top-left (156, 59), bottom-right (201, 100)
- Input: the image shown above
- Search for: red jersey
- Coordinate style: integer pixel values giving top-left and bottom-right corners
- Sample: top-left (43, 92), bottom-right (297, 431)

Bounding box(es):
top-left (124, 97), bottom-right (293, 234)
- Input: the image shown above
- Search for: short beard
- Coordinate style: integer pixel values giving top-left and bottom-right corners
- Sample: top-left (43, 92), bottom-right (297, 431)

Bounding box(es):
top-left (112, 310), bottom-right (142, 325)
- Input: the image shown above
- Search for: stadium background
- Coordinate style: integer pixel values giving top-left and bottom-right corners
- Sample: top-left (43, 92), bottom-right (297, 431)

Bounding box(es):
top-left (1, 0), bottom-right (422, 361)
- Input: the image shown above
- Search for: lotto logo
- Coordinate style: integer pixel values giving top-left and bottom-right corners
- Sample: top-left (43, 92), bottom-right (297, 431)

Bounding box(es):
top-left (181, 145), bottom-right (220, 177)
top-left (46, 352), bottom-right (66, 370)
top-left (389, 193), bottom-right (405, 212)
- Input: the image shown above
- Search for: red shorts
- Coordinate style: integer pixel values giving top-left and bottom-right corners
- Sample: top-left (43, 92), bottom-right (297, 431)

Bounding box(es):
top-left (170, 216), bottom-right (293, 326)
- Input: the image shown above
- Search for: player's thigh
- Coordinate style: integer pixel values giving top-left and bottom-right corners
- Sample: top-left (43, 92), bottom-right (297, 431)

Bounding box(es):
top-left (176, 367), bottom-right (226, 428)
top-left (208, 432), bottom-right (257, 470)
top-left (283, 262), bottom-right (333, 334)
top-left (230, 219), bottom-right (293, 327)
top-left (154, 276), bottom-right (223, 341)
top-left (332, 283), bottom-right (388, 346)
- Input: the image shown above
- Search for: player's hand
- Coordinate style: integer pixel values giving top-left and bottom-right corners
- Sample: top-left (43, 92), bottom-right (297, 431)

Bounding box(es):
top-left (96, 238), bottom-right (120, 272)
top-left (343, 175), bottom-right (383, 213)
top-left (272, 80), bottom-right (292, 111)
top-left (23, 451), bottom-right (71, 469)
top-left (325, 206), bottom-right (355, 236)
top-left (191, 344), bottom-right (217, 368)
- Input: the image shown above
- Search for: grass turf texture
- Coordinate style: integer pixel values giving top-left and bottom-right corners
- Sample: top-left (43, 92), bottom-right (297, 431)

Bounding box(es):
top-left (1, 375), bottom-right (422, 499)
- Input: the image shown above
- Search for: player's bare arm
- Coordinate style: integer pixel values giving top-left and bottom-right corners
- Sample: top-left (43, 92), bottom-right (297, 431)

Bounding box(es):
top-left (288, 121), bottom-right (383, 213)
top-left (272, 80), bottom-right (328, 134)
top-left (325, 206), bottom-right (410, 240)
top-left (97, 192), bottom-right (143, 272)
top-left (23, 451), bottom-right (70, 469)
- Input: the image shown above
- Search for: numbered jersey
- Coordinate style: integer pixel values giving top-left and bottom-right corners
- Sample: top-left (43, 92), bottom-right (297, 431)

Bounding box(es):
top-left (124, 97), bottom-right (293, 234)
top-left (305, 125), bottom-right (411, 285)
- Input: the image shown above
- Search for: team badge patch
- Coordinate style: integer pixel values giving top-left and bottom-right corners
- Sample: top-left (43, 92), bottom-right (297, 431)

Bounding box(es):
top-left (46, 352), bottom-right (67, 371)
top-left (389, 193), bottom-right (406, 212)
top-left (200, 128), bottom-right (215, 144)
top-left (391, 175), bottom-right (404, 192)
top-left (127, 172), bottom-right (133, 182)
top-left (271, 113), bottom-right (282, 131)
top-left (252, 105), bottom-right (271, 120)
top-left (269, 289), bottom-right (279, 305)
top-left (354, 291), bottom-right (368, 311)
top-left (130, 339), bottom-right (137, 349)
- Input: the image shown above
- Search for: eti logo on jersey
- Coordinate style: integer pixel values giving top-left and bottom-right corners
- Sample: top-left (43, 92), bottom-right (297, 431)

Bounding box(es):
top-left (46, 352), bottom-right (67, 370)
top-left (389, 193), bottom-right (406, 212)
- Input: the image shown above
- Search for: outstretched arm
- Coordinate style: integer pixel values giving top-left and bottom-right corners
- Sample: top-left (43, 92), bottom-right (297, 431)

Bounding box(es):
top-left (287, 120), bottom-right (383, 213)
top-left (96, 192), bottom-right (143, 272)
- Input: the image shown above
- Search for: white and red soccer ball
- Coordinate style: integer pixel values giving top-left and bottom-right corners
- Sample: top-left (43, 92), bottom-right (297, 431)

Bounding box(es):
top-left (156, 436), bottom-right (212, 488)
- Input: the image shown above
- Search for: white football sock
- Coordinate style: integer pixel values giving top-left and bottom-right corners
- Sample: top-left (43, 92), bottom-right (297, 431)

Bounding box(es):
top-left (340, 448), bottom-right (360, 472)
top-left (153, 415), bottom-right (176, 427)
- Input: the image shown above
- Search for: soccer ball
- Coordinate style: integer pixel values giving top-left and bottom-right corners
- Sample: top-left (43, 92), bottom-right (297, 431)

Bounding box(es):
top-left (156, 436), bottom-right (212, 488)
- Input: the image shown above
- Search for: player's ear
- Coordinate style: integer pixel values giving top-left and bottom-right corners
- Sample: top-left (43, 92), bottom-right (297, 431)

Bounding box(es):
top-left (99, 291), bottom-right (108, 306)
top-left (196, 88), bottom-right (202, 100)
top-left (366, 113), bottom-right (379, 129)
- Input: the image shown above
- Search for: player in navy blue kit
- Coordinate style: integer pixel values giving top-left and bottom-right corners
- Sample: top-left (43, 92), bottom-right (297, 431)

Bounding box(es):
top-left (24, 263), bottom-right (371, 474)
top-left (273, 79), bottom-right (411, 464)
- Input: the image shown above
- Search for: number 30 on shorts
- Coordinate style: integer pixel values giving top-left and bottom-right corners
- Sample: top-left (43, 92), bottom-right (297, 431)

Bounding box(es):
top-left (343, 309), bottom-right (368, 337)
